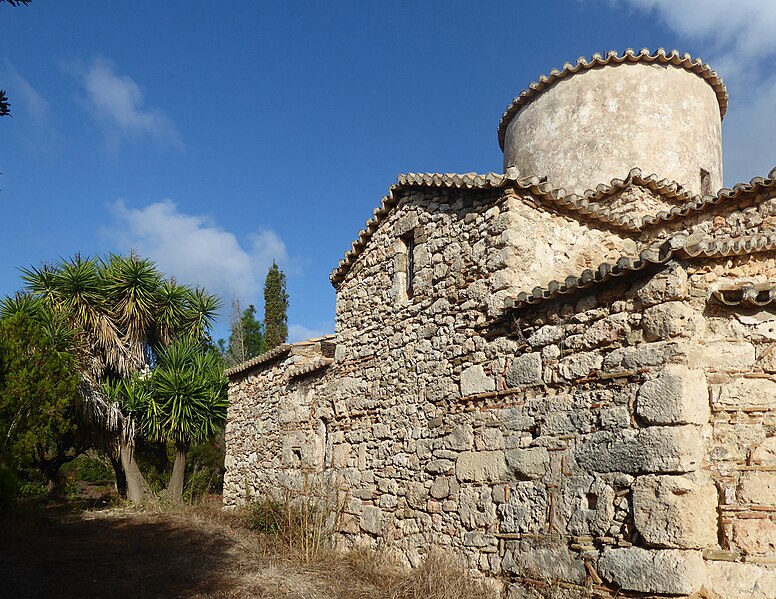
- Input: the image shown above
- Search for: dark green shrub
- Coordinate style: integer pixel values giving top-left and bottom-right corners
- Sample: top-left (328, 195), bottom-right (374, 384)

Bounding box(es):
top-left (0, 465), bottom-right (18, 508)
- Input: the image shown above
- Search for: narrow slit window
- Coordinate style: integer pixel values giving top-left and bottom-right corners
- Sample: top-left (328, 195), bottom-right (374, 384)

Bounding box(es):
top-left (700, 168), bottom-right (711, 196)
top-left (404, 233), bottom-right (415, 298)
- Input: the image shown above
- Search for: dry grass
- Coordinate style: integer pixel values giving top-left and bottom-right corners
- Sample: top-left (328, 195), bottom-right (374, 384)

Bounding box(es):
top-left (245, 479), bottom-right (348, 562)
top-left (317, 548), bottom-right (501, 599)
top-left (238, 482), bottom-right (498, 598)
top-left (2, 494), bottom-right (500, 598)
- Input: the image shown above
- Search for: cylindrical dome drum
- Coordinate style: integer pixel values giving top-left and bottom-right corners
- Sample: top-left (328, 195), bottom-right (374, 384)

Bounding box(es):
top-left (499, 50), bottom-right (727, 197)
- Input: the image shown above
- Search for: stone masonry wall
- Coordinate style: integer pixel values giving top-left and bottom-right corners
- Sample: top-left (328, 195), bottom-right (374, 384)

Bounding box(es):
top-left (224, 189), bottom-right (776, 598)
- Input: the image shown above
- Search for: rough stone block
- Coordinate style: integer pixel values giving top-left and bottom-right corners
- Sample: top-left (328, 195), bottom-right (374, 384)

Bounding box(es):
top-left (456, 450), bottom-right (507, 482)
top-left (505, 447), bottom-right (549, 480)
top-left (633, 262), bottom-right (688, 308)
top-left (637, 365), bottom-right (710, 425)
top-left (576, 426), bottom-right (704, 474)
top-left (632, 474), bottom-right (718, 548)
top-left (490, 269), bottom-right (516, 292)
top-left (360, 506), bottom-right (383, 535)
top-left (701, 342), bottom-right (756, 370)
top-left (527, 324), bottom-right (564, 348)
top-left (502, 542), bottom-right (586, 584)
top-left (425, 459), bottom-right (454, 475)
top-left (475, 427), bottom-right (505, 450)
top-left (581, 312), bottom-right (629, 348)
top-left (506, 352), bottom-right (542, 387)
top-left (430, 477), bottom-right (450, 499)
top-left (738, 472), bottom-right (776, 505)
top-left (641, 301), bottom-right (701, 341)
top-left (751, 437), bottom-right (776, 465)
top-left (718, 378), bottom-right (776, 409)
top-left (639, 426), bottom-right (705, 473)
top-left (602, 340), bottom-right (689, 371)
top-left (498, 483), bottom-right (548, 533)
top-left (733, 518), bottom-right (776, 554)
top-left (460, 365), bottom-right (495, 396)
top-left (575, 430), bottom-right (641, 473)
top-left (599, 405), bottom-right (630, 429)
top-left (597, 547), bottom-right (706, 595)
top-left (443, 424), bottom-right (474, 451)
top-left (556, 351), bottom-right (602, 380)
top-left (332, 443), bottom-right (351, 468)
top-left (707, 561), bottom-right (776, 599)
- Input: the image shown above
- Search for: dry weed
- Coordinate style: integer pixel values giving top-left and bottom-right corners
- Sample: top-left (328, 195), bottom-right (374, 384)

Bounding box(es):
top-left (246, 473), bottom-right (348, 562)
top-left (313, 548), bottom-right (500, 599)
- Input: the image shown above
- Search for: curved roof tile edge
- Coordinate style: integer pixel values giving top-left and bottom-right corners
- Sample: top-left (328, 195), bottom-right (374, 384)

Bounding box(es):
top-left (640, 167), bottom-right (776, 228)
top-left (712, 283), bottom-right (776, 307)
top-left (224, 343), bottom-right (292, 378)
top-left (329, 167), bottom-right (776, 288)
top-left (506, 230), bottom-right (776, 311)
top-left (286, 357), bottom-right (334, 380)
top-left (225, 334), bottom-right (337, 378)
top-left (497, 48), bottom-right (728, 150)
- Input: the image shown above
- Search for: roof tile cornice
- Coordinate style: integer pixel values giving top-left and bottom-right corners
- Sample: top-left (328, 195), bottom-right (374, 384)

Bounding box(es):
top-left (712, 283), bottom-right (776, 307)
top-left (505, 239), bottom-right (678, 309)
top-left (507, 229), bottom-right (776, 311)
top-left (286, 357), bottom-right (334, 380)
top-left (497, 48), bottom-right (728, 150)
top-left (639, 167), bottom-right (776, 228)
top-left (329, 167), bottom-right (776, 289)
top-left (224, 344), bottom-right (292, 378)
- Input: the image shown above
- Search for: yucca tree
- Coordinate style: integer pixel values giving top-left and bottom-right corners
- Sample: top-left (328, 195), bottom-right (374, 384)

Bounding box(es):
top-left (110, 337), bottom-right (227, 502)
top-left (3, 253), bottom-right (221, 501)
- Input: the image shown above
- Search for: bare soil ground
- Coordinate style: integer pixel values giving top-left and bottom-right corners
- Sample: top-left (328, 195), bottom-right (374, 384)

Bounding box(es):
top-left (0, 494), bottom-right (499, 599)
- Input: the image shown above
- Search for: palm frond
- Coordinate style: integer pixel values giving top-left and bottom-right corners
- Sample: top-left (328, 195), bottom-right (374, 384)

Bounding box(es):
top-left (184, 287), bottom-right (221, 337)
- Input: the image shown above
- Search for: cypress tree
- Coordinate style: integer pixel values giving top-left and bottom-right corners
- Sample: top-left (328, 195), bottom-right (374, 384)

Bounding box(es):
top-left (263, 262), bottom-right (288, 350)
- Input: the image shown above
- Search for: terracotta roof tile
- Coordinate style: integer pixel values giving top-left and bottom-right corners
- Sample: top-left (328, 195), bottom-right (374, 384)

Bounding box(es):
top-left (329, 167), bottom-right (776, 289)
top-left (286, 357), bottom-right (334, 379)
top-left (225, 334), bottom-right (336, 379)
top-left (506, 228), bottom-right (776, 311)
top-left (224, 344), bottom-right (292, 378)
top-left (712, 283), bottom-right (776, 307)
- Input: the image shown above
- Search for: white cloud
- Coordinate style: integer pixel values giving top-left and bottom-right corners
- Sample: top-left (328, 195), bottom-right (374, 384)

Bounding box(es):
top-left (619, 1), bottom-right (776, 70)
top-left (104, 199), bottom-right (287, 307)
top-left (78, 57), bottom-right (182, 151)
top-left (3, 61), bottom-right (49, 124)
top-left (288, 323), bottom-right (333, 343)
top-left (612, 0), bottom-right (776, 184)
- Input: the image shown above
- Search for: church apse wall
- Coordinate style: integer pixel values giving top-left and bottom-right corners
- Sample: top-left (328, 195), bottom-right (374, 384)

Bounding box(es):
top-left (223, 49), bottom-right (776, 598)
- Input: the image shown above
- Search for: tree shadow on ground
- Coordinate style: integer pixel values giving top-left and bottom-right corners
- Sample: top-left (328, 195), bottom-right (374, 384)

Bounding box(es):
top-left (0, 505), bottom-right (240, 599)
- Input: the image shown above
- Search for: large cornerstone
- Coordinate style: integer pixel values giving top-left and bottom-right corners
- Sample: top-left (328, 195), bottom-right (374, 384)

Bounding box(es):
top-left (224, 49), bottom-right (776, 598)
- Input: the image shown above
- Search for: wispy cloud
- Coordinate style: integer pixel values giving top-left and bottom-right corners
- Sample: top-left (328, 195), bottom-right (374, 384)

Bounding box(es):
top-left (76, 57), bottom-right (182, 151)
top-left (616, 0), bottom-right (776, 81)
top-left (612, 0), bottom-right (776, 184)
top-left (288, 323), bottom-right (333, 343)
top-left (3, 60), bottom-right (49, 125)
top-left (103, 199), bottom-right (287, 307)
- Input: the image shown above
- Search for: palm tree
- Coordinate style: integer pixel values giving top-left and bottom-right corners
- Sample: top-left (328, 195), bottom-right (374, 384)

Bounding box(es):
top-left (110, 337), bottom-right (227, 502)
top-left (3, 253), bottom-right (221, 500)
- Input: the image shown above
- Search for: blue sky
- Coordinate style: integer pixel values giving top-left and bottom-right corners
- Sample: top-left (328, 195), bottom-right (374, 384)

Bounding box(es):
top-left (2, 1), bottom-right (776, 343)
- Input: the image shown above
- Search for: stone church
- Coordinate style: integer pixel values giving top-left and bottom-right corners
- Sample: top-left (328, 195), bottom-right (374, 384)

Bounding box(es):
top-left (223, 49), bottom-right (776, 598)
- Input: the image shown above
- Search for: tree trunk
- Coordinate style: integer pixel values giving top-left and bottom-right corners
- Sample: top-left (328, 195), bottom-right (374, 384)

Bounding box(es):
top-left (110, 455), bottom-right (127, 499)
top-left (119, 436), bottom-right (150, 502)
top-left (166, 441), bottom-right (188, 503)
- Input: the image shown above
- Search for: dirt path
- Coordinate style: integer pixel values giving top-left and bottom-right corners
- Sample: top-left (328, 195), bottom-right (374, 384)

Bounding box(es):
top-left (1, 496), bottom-right (500, 599)
top-left (0, 500), bottom-right (350, 599)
